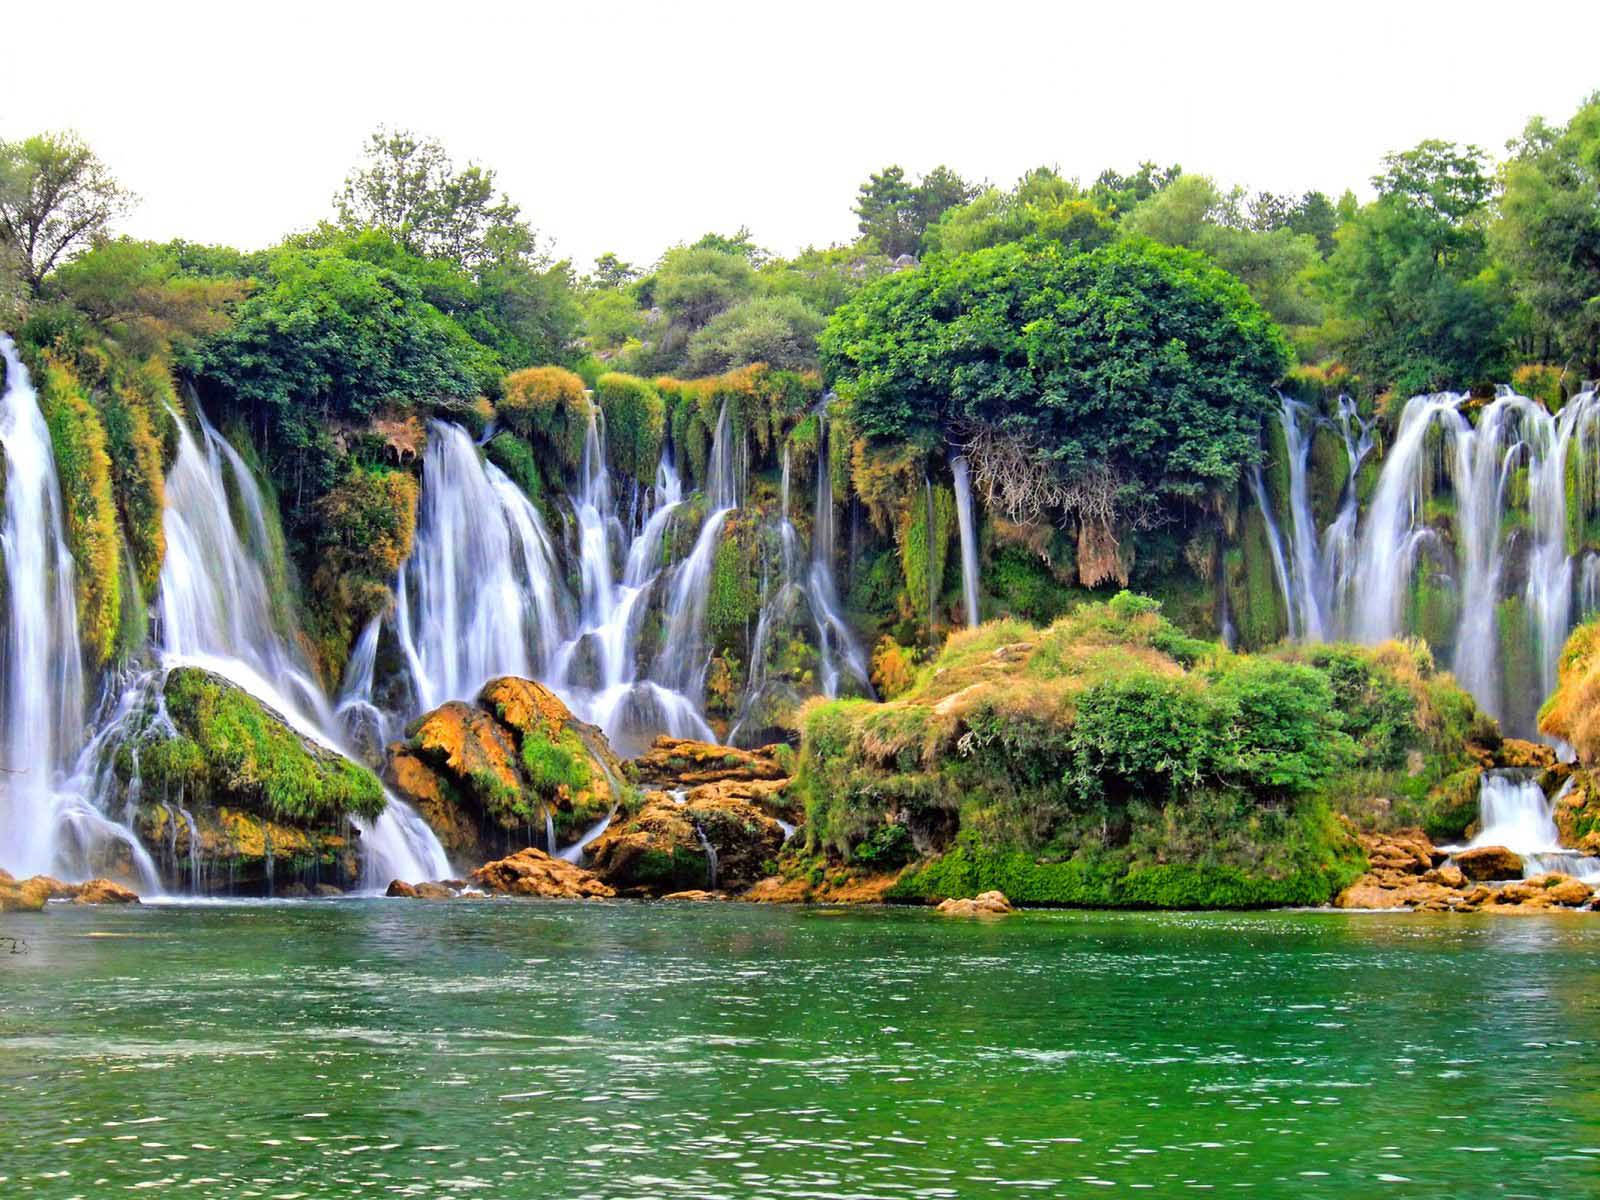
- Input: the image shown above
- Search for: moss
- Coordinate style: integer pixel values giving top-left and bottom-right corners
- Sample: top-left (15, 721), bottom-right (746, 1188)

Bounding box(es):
top-left (1225, 508), bottom-right (1287, 651)
top-left (1418, 767), bottom-right (1482, 841)
top-left (146, 667), bottom-right (386, 823)
top-left (499, 365), bottom-right (589, 474)
top-left (707, 523), bottom-right (760, 644)
top-left (595, 372), bottom-right (666, 484)
top-left (485, 431), bottom-right (543, 499)
top-left (1307, 423), bottom-right (1349, 530)
top-left (900, 481), bottom-right (955, 631)
top-left (991, 544), bottom-right (1078, 624)
top-left (36, 354), bottom-right (120, 665)
top-left (632, 846), bottom-right (711, 890)
top-left (308, 466), bottom-right (419, 682)
top-left (99, 362), bottom-right (170, 598)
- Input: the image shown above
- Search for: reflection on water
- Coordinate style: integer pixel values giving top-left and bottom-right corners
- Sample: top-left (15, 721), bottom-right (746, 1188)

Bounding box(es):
top-left (1, 903), bottom-right (1598, 1197)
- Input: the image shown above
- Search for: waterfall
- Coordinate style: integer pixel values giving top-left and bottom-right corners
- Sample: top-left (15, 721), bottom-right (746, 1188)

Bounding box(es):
top-left (1321, 394), bottom-right (1376, 627)
top-left (1245, 462), bottom-right (1301, 641)
top-left (0, 334), bottom-right (154, 884)
top-left (1449, 771), bottom-right (1600, 882)
top-left (395, 421), bottom-right (565, 713)
top-left (156, 400), bottom-right (450, 887)
top-left (810, 412), bottom-right (870, 696)
top-left (1278, 397), bottom-right (1328, 641)
top-left (950, 453), bottom-right (982, 629)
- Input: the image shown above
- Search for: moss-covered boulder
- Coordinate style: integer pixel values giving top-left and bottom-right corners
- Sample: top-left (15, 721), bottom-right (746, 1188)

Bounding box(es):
top-left (385, 676), bottom-right (624, 865)
top-left (586, 786), bottom-right (787, 895)
top-left (114, 667), bottom-right (382, 893)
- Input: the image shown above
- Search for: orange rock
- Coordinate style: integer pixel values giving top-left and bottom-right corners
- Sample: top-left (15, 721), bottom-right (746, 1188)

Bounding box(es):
top-left (1455, 845), bottom-right (1524, 881)
top-left (470, 848), bottom-right (614, 899)
top-left (936, 890), bottom-right (1014, 916)
top-left (630, 736), bottom-right (788, 788)
top-left (72, 879), bottom-right (140, 905)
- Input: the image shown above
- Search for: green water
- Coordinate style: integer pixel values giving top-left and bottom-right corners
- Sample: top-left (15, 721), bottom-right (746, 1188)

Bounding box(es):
top-left (1, 902), bottom-right (1597, 1197)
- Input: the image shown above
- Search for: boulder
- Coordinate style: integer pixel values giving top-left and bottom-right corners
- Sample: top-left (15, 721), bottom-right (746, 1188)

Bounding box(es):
top-left (936, 890), bottom-right (1014, 916)
top-left (73, 879), bottom-right (140, 905)
top-left (662, 889), bottom-right (719, 902)
top-left (587, 785), bottom-right (785, 895)
top-left (1422, 864), bottom-right (1467, 889)
top-left (386, 677), bottom-right (623, 865)
top-left (631, 737), bottom-right (788, 788)
top-left (113, 668), bottom-right (376, 894)
top-left (1454, 845), bottom-right (1524, 881)
top-left (1528, 874), bottom-right (1594, 907)
top-left (1357, 828), bottom-right (1436, 875)
top-left (470, 848), bottom-right (615, 899)
top-left (1335, 881), bottom-right (1409, 910)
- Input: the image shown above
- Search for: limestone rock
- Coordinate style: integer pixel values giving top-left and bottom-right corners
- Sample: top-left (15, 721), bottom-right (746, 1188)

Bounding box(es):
top-left (470, 847), bottom-right (615, 899)
top-left (386, 677), bottom-right (623, 865)
top-left (936, 890), bottom-right (1014, 916)
top-left (73, 879), bottom-right (140, 905)
top-left (662, 889), bottom-right (719, 901)
top-left (1454, 845), bottom-right (1524, 881)
top-left (587, 785), bottom-right (785, 895)
top-left (631, 736), bottom-right (788, 788)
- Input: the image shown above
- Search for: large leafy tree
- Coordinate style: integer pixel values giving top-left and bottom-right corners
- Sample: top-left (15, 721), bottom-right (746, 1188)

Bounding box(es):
top-left (821, 238), bottom-right (1289, 535)
top-left (1494, 93), bottom-right (1600, 378)
top-left (1320, 139), bottom-right (1510, 393)
top-left (923, 168), bottom-right (1115, 257)
top-left (0, 131), bottom-right (135, 294)
top-left (334, 127), bottom-right (533, 273)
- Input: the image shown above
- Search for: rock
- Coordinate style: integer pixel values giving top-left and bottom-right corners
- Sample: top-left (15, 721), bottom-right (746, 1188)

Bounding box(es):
top-left (412, 881), bottom-right (457, 900)
top-left (936, 890), bottom-right (1014, 916)
top-left (662, 889), bottom-right (719, 901)
top-left (470, 848), bottom-right (615, 899)
top-left (387, 677), bottom-right (623, 864)
top-left (742, 869), bottom-right (907, 905)
top-left (1335, 880), bottom-right (1409, 909)
top-left (631, 737), bottom-right (788, 788)
top-left (1422, 864), bottom-right (1467, 889)
top-left (73, 879), bottom-right (140, 905)
top-left (1527, 874), bottom-right (1594, 907)
top-left (1357, 828), bottom-right (1436, 875)
top-left (386, 879), bottom-right (419, 898)
top-left (1495, 738), bottom-right (1558, 770)
top-left (0, 878), bottom-right (46, 912)
top-left (587, 785), bottom-right (786, 895)
top-left (1454, 845), bottom-right (1524, 881)
top-left (314, 883), bottom-right (345, 897)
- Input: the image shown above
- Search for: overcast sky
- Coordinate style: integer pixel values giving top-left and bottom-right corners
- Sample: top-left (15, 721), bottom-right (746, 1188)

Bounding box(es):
top-left (4, 1), bottom-right (1598, 273)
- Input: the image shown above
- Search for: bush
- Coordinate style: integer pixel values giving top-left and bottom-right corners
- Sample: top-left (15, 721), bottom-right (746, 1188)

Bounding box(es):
top-left (685, 295), bottom-right (826, 375)
top-left (484, 431), bottom-right (543, 498)
top-left (499, 365), bottom-right (590, 473)
top-left (595, 371), bottom-right (665, 483)
top-left (1069, 671), bottom-right (1208, 803)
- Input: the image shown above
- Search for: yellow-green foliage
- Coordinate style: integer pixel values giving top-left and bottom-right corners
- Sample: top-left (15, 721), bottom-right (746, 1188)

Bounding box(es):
top-left (870, 636), bottom-right (918, 699)
top-left (309, 467), bottom-right (419, 679)
top-left (499, 366), bottom-right (590, 473)
top-left (99, 360), bottom-right (172, 597)
top-left (851, 438), bottom-right (922, 535)
top-left (1541, 620), bottom-right (1600, 763)
top-left (900, 481), bottom-right (955, 625)
top-left (36, 354), bottom-right (120, 665)
top-left (656, 365), bottom-right (821, 490)
top-left (1512, 362), bottom-right (1568, 410)
top-left (595, 372), bottom-right (665, 484)
top-left (141, 667), bottom-right (386, 823)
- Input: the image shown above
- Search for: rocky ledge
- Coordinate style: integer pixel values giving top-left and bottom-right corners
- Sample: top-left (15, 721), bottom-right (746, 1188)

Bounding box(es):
top-left (1335, 830), bottom-right (1595, 913)
top-left (387, 848), bottom-right (615, 900)
top-left (0, 870), bottom-right (141, 911)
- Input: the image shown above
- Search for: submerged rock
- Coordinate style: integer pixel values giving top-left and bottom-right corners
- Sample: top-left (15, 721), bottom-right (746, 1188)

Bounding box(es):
top-left (386, 677), bottom-right (623, 865)
top-left (470, 848), bottom-right (615, 899)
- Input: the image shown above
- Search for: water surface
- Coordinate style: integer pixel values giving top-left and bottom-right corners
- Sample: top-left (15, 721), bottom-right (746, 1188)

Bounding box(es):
top-left (2, 901), bottom-right (1596, 1197)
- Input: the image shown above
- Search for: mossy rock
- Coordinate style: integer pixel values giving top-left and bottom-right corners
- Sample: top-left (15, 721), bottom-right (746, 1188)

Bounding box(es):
top-left (387, 677), bottom-right (624, 864)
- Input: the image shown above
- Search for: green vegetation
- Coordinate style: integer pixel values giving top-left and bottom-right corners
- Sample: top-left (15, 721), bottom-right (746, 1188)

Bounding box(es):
top-left (595, 371), bottom-right (665, 483)
top-left (134, 667), bottom-right (386, 824)
top-left (794, 594), bottom-right (1483, 908)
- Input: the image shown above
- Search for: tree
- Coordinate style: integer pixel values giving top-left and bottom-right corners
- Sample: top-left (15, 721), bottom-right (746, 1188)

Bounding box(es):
top-left (1320, 139), bottom-right (1510, 393)
top-left (1494, 93), bottom-right (1600, 378)
top-left (334, 127), bottom-right (533, 273)
top-left (821, 238), bottom-right (1289, 529)
top-left (685, 294), bottom-right (826, 374)
top-left (1120, 174), bottom-right (1322, 329)
top-left (0, 131), bottom-right (134, 293)
top-left (588, 252), bottom-right (638, 290)
top-left (853, 164), bottom-right (977, 258)
top-left (922, 167), bottom-right (1115, 257)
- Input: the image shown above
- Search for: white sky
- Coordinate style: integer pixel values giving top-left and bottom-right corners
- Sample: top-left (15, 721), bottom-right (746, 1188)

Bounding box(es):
top-left (4, 0), bottom-right (1598, 273)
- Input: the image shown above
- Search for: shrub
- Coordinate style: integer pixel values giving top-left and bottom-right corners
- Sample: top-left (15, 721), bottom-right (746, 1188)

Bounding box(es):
top-left (499, 365), bottom-right (589, 473)
top-left (484, 431), bottom-right (543, 498)
top-left (595, 371), bottom-right (665, 484)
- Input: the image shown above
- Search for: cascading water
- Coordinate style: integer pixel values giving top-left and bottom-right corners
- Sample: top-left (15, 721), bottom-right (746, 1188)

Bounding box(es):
top-left (950, 453), bottom-right (982, 629)
top-left (0, 334), bottom-right (155, 885)
top-left (1449, 770), bottom-right (1600, 883)
top-left (395, 420), bottom-right (565, 713)
top-left (1254, 385), bottom-right (1600, 736)
top-left (810, 411), bottom-right (870, 696)
top-left (155, 400), bottom-right (451, 888)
